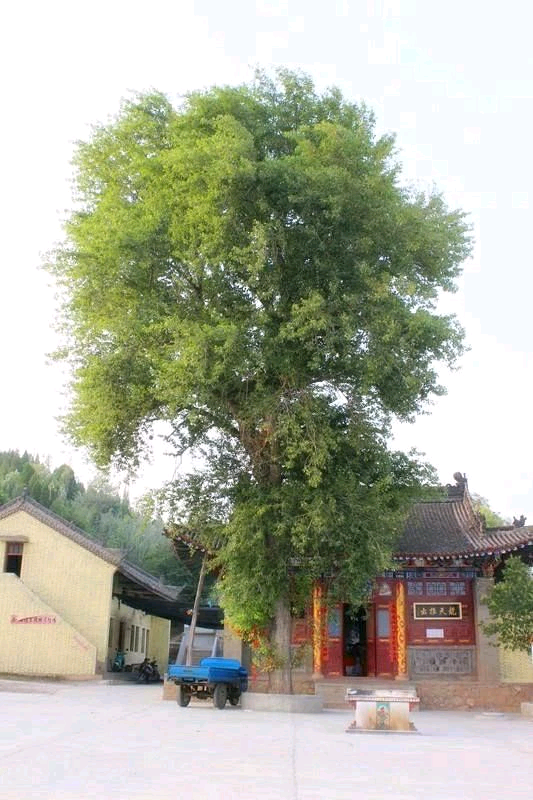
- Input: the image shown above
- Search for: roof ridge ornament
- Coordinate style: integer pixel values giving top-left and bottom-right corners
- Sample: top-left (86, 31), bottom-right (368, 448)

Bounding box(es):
top-left (453, 471), bottom-right (467, 487)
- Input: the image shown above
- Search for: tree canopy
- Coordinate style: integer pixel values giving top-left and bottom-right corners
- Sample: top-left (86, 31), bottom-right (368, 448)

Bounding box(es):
top-left (482, 556), bottom-right (533, 652)
top-left (48, 70), bottom-right (471, 690)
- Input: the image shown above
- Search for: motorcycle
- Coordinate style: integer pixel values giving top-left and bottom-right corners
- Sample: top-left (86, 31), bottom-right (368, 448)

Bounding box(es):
top-left (136, 657), bottom-right (161, 683)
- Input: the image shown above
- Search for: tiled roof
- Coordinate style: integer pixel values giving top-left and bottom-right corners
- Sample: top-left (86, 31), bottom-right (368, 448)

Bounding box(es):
top-left (165, 480), bottom-right (533, 563)
top-left (164, 523), bottom-right (223, 557)
top-left (0, 496), bottom-right (179, 601)
top-left (395, 483), bottom-right (533, 559)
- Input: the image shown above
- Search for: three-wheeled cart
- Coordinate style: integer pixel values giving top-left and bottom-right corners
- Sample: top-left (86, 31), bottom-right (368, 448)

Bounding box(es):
top-left (168, 657), bottom-right (248, 709)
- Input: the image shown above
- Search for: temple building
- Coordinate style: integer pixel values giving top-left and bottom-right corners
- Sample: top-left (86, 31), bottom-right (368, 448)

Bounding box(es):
top-left (307, 474), bottom-right (533, 686)
top-left (169, 472), bottom-right (533, 696)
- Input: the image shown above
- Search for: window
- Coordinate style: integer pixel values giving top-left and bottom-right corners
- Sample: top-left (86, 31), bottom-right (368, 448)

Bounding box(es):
top-left (129, 626), bottom-right (135, 651)
top-left (134, 626), bottom-right (140, 652)
top-left (141, 628), bottom-right (146, 654)
top-left (448, 581), bottom-right (467, 596)
top-left (377, 609), bottom-right (391, 637)
top-left (4, 542), bottom-right (23, 577)
top-left (108, 619), bottom-right (115, 648)
top-left (426, 581), bottom-right (447, 596)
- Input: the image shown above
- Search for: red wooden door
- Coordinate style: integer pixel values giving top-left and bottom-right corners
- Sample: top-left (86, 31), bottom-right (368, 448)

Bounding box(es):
top-left (366, 603), bottom-right (376, 675)
top-left (325, 604), bottom-right (343, 676)
top-left (367, 579), bottom-right (396, 677)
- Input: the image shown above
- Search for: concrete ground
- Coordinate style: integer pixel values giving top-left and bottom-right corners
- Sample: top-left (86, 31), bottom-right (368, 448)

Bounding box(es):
top-left (0, 679), bottom-right (532, 800)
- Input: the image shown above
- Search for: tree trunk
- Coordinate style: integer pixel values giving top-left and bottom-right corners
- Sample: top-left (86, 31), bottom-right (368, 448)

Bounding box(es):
top-left (268, 597), bottom-right (293, 694)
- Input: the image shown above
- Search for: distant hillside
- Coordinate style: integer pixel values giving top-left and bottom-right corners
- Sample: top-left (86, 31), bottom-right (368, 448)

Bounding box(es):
top-left (0, 450), bottom-right (198, 598)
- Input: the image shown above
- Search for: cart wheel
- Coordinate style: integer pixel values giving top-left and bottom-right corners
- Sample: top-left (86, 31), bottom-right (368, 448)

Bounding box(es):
top-left (228, 691), bottom-right (240, 707)
top-left (177, 685), bottom-right (191, 707)
top-left (213, 683), bottom-right (228, 709)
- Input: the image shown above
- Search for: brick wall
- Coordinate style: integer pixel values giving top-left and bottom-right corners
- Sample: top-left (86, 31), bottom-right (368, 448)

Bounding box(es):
top-left (416, 680), bottom-right (533, 712)
top-left (163, 675), bottom-right (533, 710)
top-left (499, 648), bottom-right (533, 683)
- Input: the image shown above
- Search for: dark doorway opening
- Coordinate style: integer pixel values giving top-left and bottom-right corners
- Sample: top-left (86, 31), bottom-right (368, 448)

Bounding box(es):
top-left (118, 621), bottom-right (126, 652)
top-left (343, 605), bottom-right (367, 676)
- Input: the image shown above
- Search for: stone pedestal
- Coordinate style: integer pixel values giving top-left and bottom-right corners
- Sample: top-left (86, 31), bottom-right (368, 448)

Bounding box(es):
top-left (346, 688), bottom-right (419, 733)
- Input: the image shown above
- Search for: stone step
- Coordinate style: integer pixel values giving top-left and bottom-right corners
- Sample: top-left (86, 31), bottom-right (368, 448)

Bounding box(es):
top-left (314, 678), bottom-right (418, 710)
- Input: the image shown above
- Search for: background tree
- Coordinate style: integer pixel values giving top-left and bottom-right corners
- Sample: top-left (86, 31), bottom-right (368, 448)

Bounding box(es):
top-left (47, 70), bottom-right (471, 692)
top-left (482, 556), bottom-right (533, 652)
top-left (0, 451), bottom-right (194, 593)
top-left (470, 493), bottom-right (509, 528)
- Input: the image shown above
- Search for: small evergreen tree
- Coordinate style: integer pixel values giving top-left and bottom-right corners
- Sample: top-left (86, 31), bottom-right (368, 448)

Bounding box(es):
top-left (482, 556), bottom-right (533, 652)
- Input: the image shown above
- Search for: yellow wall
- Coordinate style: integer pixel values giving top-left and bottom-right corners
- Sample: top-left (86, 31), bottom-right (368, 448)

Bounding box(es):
top-left (499, 646), bottom-right (533, 683)
top-left (1, 508), bottom-right (171, 678)
top-left (0, 574), bottom-right (96, 676)
top-left (107, 598), bottom-right (169, 670)
top-left (149, 615), bottom-right (171, 671)
top-left (0, 510), bottom-right (115, 670)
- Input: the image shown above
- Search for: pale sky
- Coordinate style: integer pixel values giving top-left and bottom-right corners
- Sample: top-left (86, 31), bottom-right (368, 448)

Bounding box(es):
top-left (1, 0), bottom-right (532, 521)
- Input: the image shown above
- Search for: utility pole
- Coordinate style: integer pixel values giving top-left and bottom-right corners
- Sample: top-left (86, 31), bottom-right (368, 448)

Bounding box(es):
top-left (185, 553), bottom-right (208, 666)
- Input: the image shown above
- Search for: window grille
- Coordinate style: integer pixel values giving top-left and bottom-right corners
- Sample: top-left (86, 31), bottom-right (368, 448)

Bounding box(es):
top-left (426, 581), bottom-right (447, 596)
top-left (448, 581), bottom-right (467, 596)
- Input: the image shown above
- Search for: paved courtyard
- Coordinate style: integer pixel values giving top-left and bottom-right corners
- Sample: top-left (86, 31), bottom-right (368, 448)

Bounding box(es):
top-left (0, 679), bottom-right (532, 800)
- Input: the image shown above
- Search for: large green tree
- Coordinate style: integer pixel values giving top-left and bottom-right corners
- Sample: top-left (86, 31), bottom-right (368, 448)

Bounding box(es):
top-left (48, 70), bottom-right (471, 691)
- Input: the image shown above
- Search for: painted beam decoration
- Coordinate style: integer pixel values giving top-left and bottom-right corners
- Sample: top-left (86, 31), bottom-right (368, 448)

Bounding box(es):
top-left (412, 603), bottom-right (462, 620)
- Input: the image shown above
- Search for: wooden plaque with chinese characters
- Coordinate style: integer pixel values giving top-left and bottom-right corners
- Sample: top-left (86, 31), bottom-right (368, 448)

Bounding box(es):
top-left (413, 603), bottom-right (462, 620)
top-left (406, 576), bottom-right (475, 646)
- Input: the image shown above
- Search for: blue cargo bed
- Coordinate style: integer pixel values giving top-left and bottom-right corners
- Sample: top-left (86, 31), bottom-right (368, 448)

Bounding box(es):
top-left (168, 657), bottom-right (248, 709)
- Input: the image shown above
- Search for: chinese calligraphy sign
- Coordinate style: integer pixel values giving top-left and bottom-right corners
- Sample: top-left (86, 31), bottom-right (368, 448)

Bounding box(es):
top-left (413, 603), bottom-right (462, 620)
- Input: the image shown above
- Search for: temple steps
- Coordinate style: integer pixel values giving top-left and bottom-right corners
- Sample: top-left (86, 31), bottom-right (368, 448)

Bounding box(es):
top-left (314, 677), bottom-right (418, 709)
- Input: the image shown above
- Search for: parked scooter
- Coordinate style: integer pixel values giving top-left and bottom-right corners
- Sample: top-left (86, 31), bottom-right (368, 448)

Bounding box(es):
top-left (111, 650), bottom-right (126, 672)
top-left (136, 657), bottom-right (161, 683)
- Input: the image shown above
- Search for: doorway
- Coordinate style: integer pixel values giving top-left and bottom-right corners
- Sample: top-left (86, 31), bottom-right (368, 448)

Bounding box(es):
top-left (342, 606), bottom-right (367, 677)
top-left (118, 621), bottom-right (126, 652)
top-left (366, 600), bottom-right (395, 677)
